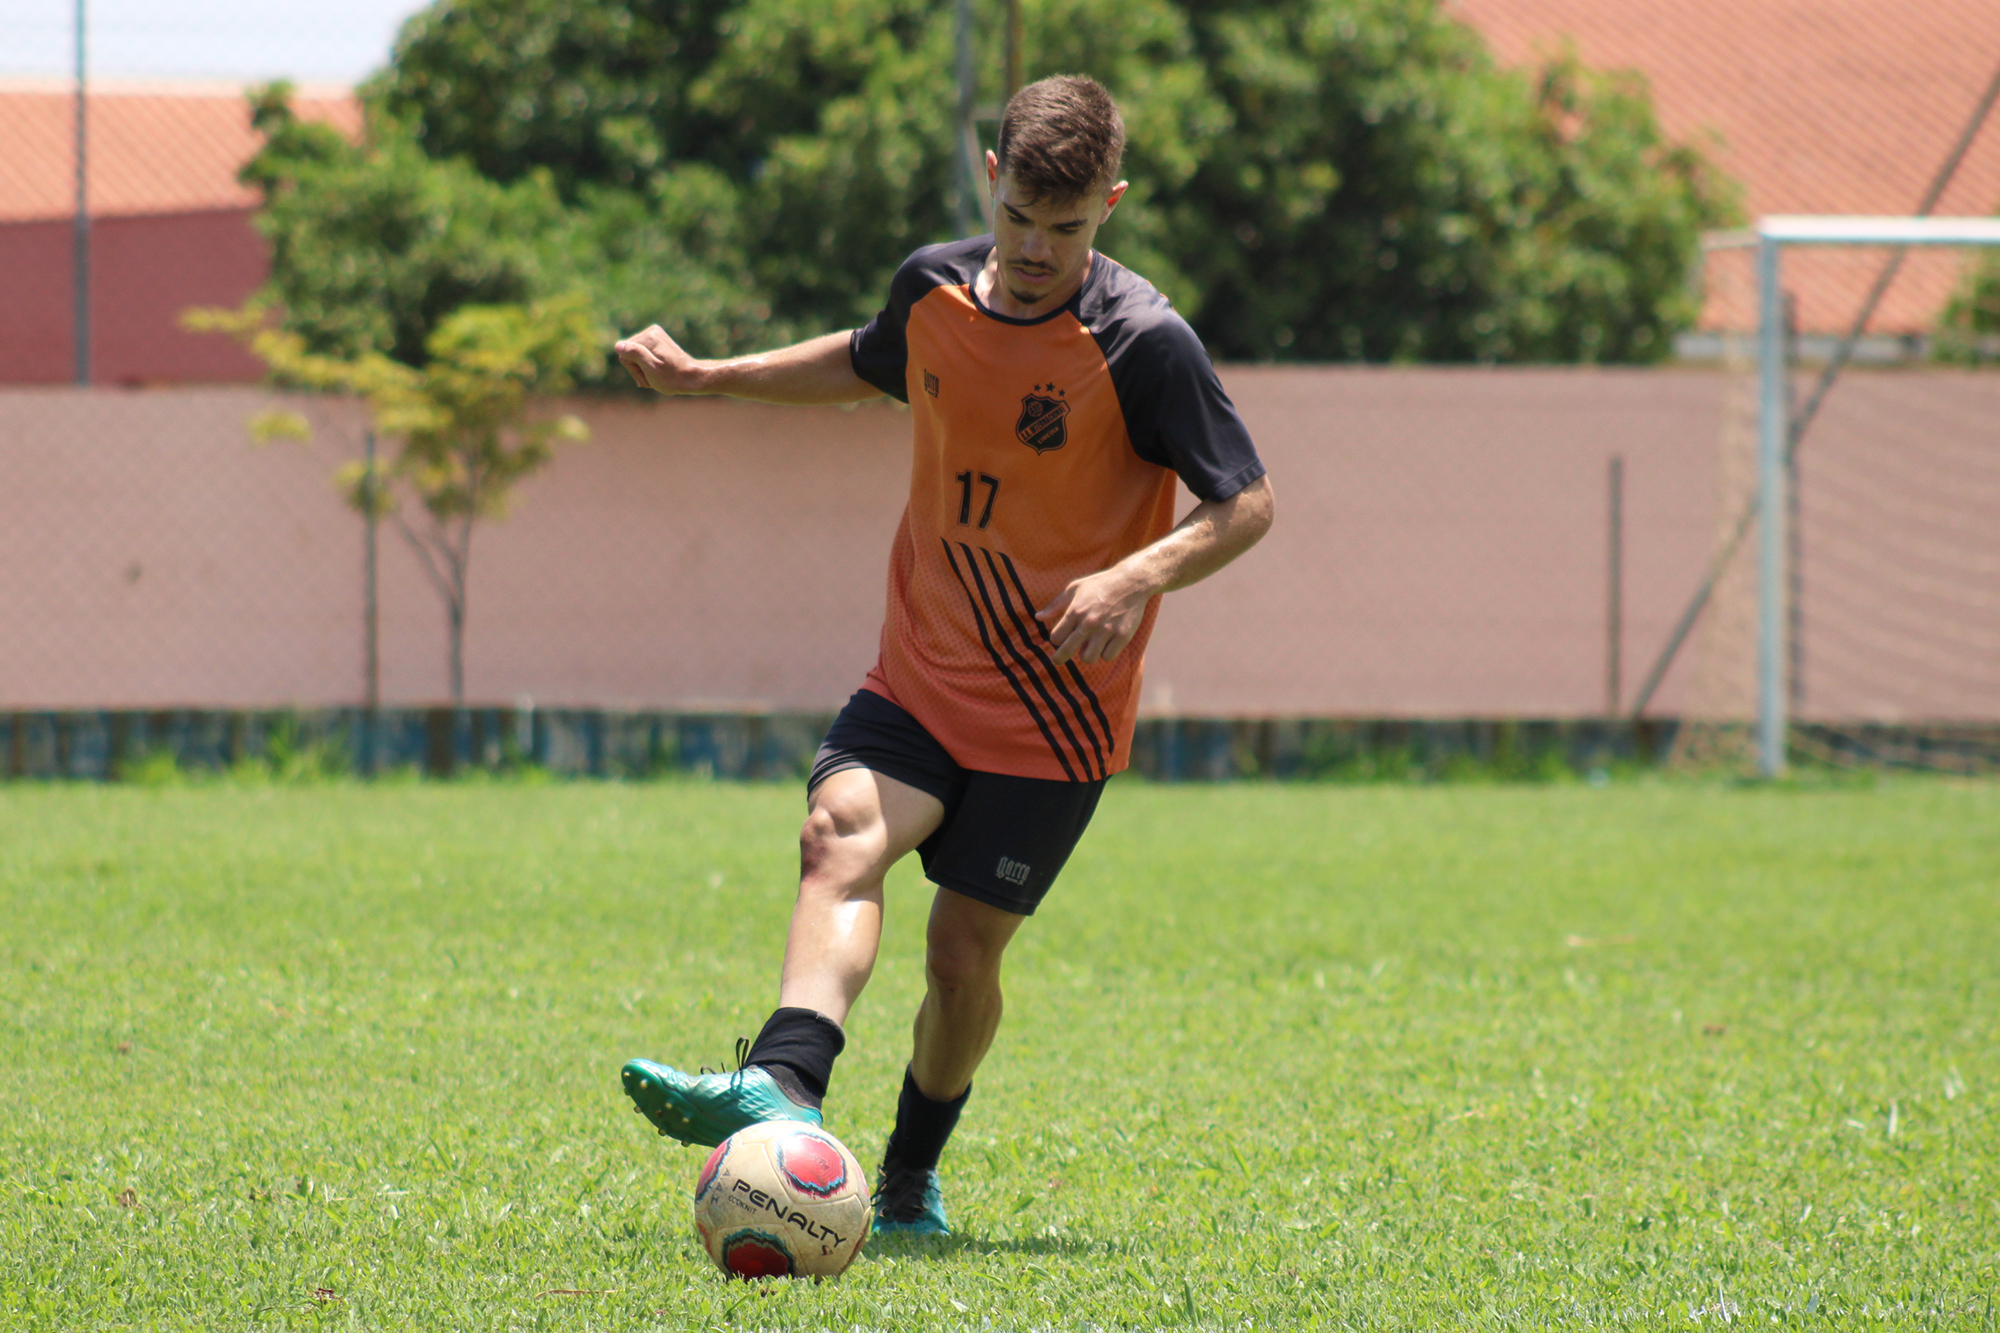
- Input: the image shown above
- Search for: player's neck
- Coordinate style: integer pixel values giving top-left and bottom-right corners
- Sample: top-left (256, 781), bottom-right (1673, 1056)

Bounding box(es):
top-left (974, 248), bottom-right (1093, 320)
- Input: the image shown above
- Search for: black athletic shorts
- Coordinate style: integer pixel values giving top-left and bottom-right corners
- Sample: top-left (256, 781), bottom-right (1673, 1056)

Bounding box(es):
top-left (807, 689), bottom-right (1106, 916)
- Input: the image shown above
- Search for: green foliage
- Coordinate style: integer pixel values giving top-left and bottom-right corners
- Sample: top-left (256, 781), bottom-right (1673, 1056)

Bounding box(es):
top-left (241, 84), bottom-right (571, 368)
top-left (1159, 5), bottom-right (1738, 360)
top-left (359, 0), bottom-right (1232, 343)
top-left (241, 83), bottom-right (766, 367)
top-left (2, 781), bottom-right (1995, 1327)
top-left (368, 0), bottom-right (737, 195)
top-left (227, 717), bottom-right (356, 785)
top-left (1290, 720), bottom-right (1598, 783)
top-left (369, 0), bottom-right (966, 341)
top-left (1933, 251), bottom-right (2000, 363)
top-left (248, 0), bottom-right (1735, 365)
top-left (355, 294), bottom-right (598, 521)
top-left (116, 748), bottom-right (186, 788)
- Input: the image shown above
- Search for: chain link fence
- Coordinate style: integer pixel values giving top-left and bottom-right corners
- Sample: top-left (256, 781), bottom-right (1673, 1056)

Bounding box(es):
top-left (1, 360), bottom-right (1994, 781)
top-left (6, 14), bottom-right (1999, 780)
top-left (1666, 225), bottom-right (2000, 775)
top-left (1667, 334), bottom-right (2000, 775)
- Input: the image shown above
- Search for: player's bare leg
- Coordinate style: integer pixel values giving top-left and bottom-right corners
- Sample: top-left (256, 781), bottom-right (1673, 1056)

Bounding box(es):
top-left (621, 767), bottom-right (942, 1146)
top-left (910, 890), bottom-right (1025, 1099)
top-left (875, 888), bottom-right (1026, 1236)
top-left (778, 768), bottom-right (945, 1022)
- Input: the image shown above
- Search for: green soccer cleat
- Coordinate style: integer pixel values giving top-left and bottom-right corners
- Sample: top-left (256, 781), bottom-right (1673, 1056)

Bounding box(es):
top-left (872, 1164), bottom-right (950, 1237)
top-left (620, 1057), bottom-right (821, 1148)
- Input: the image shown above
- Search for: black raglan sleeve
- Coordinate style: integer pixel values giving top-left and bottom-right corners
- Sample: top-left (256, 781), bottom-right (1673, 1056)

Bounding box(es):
top-left (1104, 312), bottom-right (1265, 503)
top-left (850, 252), bottom-right (938, 403)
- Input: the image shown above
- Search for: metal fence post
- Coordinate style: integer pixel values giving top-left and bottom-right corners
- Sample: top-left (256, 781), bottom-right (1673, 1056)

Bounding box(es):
top-left (361, 427), bottom-right (379, 775)
top-left (953, 0), bottom-right (981, 237)
top-left (1607, 453), bottom-right (1623, 716)
top-left (1756, 232), bottom-right (1788, 778)
top-left (72, 0), bottom-right (90, 386)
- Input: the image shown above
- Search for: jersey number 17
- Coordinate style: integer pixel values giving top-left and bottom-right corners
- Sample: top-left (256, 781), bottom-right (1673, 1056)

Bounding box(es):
top-left (955, 471), bottom-right (1000, 529)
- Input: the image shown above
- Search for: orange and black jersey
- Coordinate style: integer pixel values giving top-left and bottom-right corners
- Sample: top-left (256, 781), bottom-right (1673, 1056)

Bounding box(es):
top-left (846, 235), bottom-right (1265, 782)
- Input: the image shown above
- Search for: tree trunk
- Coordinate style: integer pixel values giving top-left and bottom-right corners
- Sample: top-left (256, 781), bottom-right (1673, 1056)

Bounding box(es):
top-left (395, 512), bottom-right (473, 713)
top-left (447, 592), bottom-right (464, 709)
top-left (446, 515), bottom-right (473, 710)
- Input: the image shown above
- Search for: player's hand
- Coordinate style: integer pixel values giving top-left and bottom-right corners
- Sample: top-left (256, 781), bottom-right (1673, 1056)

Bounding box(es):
top-left (1037, 566), bottom-right (1154, 666)
top-left (614, 324), bottom-right (704, 394)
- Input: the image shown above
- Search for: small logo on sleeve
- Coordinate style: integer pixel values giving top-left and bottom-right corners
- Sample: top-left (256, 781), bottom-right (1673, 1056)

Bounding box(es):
top-left (924, 369), bottom-right (940, 398)
top-left (995, 856), bottom-right (1033, 886)
top-left (1015, 384), bottom-right (1069, 453)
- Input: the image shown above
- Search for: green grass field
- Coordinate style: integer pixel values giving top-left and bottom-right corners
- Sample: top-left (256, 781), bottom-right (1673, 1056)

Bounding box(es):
top-left (3, 776), bottom-right (1995, 1330)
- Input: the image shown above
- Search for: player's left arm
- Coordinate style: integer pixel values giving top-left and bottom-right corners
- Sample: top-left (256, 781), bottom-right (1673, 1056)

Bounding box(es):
top-left (1037, 475), bottom-right (1275, 667)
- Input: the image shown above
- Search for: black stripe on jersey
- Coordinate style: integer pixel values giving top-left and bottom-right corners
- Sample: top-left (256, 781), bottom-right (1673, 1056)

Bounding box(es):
top-left (940, 540), bottom-right (1079, 781)
top-left (956, 542), bottom-right (1100, 781)
top-left (997, 551), bottom-right (1117, 762)
top-left (979, 549), bottom-right (1108, 780)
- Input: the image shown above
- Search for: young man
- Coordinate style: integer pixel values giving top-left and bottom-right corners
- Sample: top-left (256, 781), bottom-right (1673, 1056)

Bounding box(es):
top-left (613, 75), bottom-right (1273, 1235)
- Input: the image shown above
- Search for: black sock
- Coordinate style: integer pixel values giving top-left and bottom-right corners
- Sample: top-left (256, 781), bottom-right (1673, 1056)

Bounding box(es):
top-left (743, 1007), bottom-right (845, 1110)
top-left (881, 1066), bottom-right (970, 1173)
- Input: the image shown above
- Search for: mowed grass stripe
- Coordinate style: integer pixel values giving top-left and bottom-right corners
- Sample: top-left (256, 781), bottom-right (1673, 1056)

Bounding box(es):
top-left (1, 780), bottom-right (1994, 1329)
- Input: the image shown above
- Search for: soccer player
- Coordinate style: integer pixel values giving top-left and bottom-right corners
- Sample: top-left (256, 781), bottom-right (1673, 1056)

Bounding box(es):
top-left (613, 75), bottom-right (1273, 1236)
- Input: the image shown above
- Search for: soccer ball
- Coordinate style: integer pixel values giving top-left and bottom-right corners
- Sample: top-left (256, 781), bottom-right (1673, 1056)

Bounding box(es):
top-left (692, 1121), bottom-right (871, 1280)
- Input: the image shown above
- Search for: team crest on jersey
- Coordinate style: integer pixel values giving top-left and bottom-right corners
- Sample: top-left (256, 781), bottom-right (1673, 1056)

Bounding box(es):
top-left (1016, 384), bottom-right (1070, 454)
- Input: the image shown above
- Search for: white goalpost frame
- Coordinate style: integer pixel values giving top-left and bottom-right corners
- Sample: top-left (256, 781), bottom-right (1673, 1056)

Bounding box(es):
top-left (1750, 216), bottom-right (2000, 777)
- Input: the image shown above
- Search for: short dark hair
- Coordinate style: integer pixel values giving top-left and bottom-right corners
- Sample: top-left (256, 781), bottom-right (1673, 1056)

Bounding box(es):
top-left (995, 75), bottom-right (1126, 203)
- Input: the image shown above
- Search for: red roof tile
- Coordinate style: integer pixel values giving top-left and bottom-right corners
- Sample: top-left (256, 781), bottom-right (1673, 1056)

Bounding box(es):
top-left (0, 79), bottom-right (359, 225)
top-left (1446, 0), bottom-right (2000, 332)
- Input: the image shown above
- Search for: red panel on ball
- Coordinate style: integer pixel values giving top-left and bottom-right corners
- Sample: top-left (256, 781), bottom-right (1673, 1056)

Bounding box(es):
top-left (694, 1139), bottom-right (730, 1203)
top-left (777, 1132), bottom-right (848, 1198)
top-left (723, 1231), bottom-right (795, 1279)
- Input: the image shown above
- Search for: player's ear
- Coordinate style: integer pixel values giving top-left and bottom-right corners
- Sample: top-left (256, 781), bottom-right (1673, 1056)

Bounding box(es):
top-left (986, 149), bottom-right (999, 186)
top-left (1100, 180), bottom-right (1129, 220)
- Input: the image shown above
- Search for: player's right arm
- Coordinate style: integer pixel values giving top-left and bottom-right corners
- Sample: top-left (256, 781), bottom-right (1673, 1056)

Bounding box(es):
top-left (614, 327), bottom-right (882, 405)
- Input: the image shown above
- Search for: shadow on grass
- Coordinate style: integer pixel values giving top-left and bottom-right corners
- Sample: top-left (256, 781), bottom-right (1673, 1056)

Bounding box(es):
top-left (860, 1229), bottom-right (1127, 1262)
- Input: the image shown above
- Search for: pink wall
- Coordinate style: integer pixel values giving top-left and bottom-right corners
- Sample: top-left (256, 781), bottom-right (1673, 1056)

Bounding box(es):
top-left (1149, 368), bottom-right (1717, 717)
top-left (0, 208), bottom-right (266, 385)
top-left (0, 369), bottom-right (1992, 721)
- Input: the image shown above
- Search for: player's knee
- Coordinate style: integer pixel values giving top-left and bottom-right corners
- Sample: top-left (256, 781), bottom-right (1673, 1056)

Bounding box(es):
top-left (923, 931), bottom-right (1002, 997)
top-left (807, 778), bottom-right (882, 838)
top-left (798, 795), bottom-right (883, 884)
top-left (797, 808), bottom-right (842, 881)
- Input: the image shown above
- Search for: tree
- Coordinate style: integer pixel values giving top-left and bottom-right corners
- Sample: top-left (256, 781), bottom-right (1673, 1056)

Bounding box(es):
top-left (242, 83), bottom-right (767, 369)
top-left (1151, 2), bottom-right (1738, 360)
top-left (187, 294), bottom-right (599, 706)
top-left (369, 0), bottom-right (971, 340)
top-left (258, 0), bottom-right (1736, 364)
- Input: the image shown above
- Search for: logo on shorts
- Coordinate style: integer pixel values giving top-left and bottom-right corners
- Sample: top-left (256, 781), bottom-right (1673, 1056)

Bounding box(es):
top-left (924, 369), bottom-right (940, 398)
top-left (1016, 385), bottom-right (1069, 453)
top-left (995, 856), bottom-right (1033, 886)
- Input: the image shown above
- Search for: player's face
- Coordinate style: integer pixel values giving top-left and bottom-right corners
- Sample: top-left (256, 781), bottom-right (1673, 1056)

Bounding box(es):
top-left (985, 157), bottom-right (1128, 311)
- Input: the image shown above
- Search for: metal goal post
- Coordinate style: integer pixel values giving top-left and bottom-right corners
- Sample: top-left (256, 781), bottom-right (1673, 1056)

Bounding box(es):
top-left (1750, 216), bottom-right (2000, 777)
